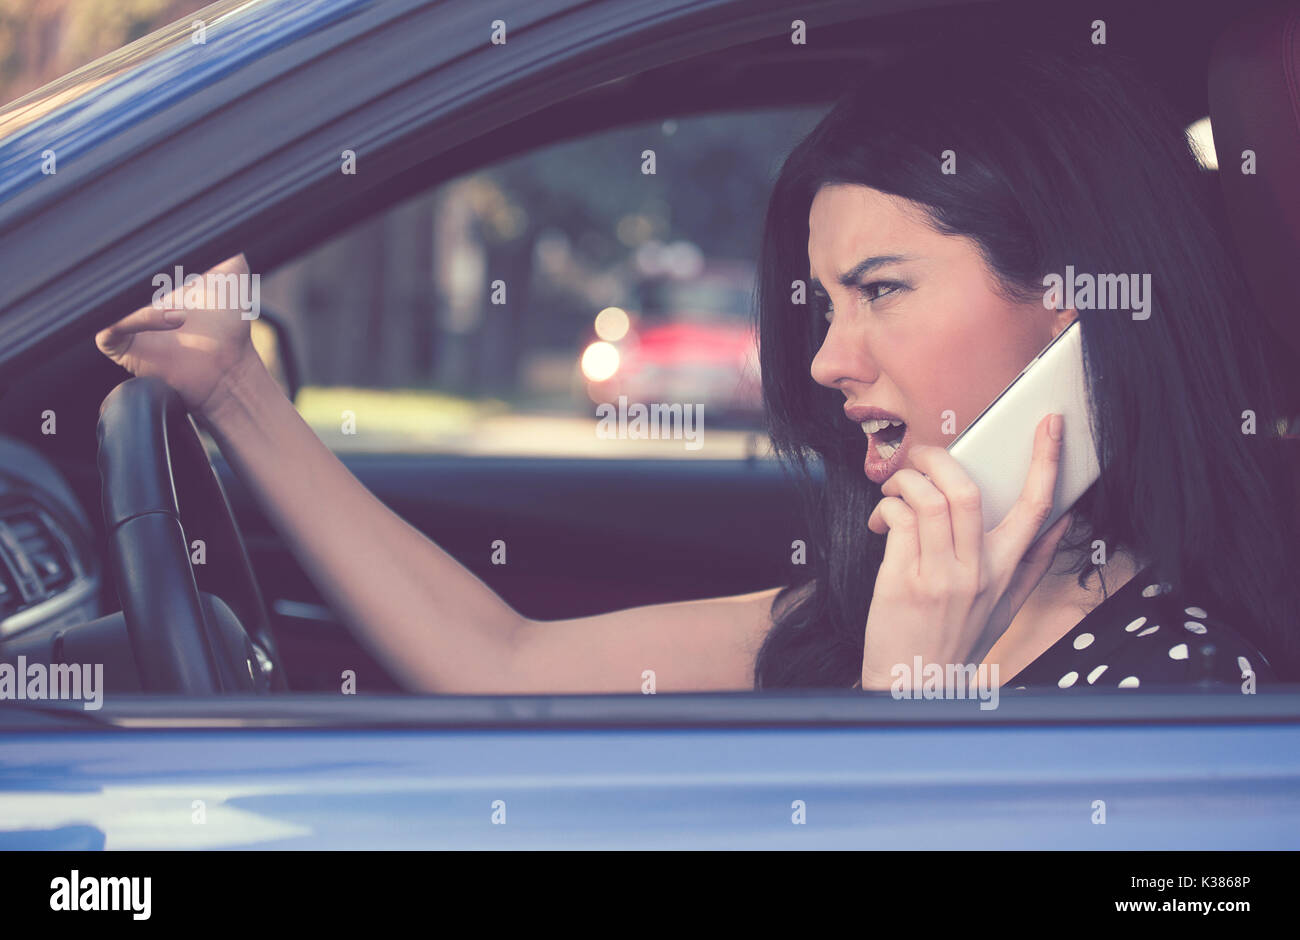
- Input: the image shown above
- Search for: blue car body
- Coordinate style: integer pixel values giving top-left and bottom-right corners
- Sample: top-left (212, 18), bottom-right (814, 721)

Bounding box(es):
top-left (4, 691), bottom-right (1299, 849)
top-left (0, 0), bottom-right (370, 206)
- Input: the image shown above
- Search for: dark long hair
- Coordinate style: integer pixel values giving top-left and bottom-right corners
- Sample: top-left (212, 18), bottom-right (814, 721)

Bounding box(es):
top-left (754, 46), bottom-right (1300, 687)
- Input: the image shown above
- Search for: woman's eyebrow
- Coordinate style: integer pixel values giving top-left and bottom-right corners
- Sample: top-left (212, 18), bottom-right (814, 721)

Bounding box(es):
top-left (809, 254), bottom-right (914, 291)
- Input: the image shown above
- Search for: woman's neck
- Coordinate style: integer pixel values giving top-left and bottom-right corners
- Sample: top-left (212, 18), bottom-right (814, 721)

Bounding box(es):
top-left (983, 522), bottom-right (1147, 682)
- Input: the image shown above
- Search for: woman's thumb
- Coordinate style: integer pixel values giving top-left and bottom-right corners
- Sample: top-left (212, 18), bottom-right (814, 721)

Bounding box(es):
top-left (1003, 511), bottom-right (1074, 615)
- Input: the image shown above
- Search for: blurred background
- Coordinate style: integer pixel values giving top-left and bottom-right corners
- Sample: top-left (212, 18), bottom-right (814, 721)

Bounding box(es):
top-left (1, 0), bottom-right (828, 458)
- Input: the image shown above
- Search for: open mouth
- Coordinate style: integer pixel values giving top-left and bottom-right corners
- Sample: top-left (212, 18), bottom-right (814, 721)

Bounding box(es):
top-left (861, 417), bottom-right (906, 460)
top-left (859, 416), bottom-right (909, 483)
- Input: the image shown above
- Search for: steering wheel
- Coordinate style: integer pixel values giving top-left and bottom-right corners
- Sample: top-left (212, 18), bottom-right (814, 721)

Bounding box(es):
top-left (96, 376), bottom-right (285, 693)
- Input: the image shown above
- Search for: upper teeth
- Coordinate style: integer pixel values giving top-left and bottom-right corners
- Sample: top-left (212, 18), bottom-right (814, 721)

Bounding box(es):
top-left (861, 418), bottom-right (903, 435)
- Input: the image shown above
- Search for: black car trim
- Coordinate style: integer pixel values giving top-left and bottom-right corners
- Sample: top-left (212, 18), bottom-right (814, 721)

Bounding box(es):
top-left (3, 687), bottom-right (1299, 732)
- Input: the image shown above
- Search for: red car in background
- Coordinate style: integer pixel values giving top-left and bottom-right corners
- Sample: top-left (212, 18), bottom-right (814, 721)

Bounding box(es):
top-left (578, 260), bottom-right (763, 426)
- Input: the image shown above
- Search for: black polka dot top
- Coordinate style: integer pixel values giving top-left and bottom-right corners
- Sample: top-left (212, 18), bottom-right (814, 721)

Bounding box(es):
top-left (1006, 566), bottom-right (1276, 690)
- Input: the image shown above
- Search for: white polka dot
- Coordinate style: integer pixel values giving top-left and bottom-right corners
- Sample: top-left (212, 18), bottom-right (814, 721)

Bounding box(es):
top-left (1087, 664), bottom-right (1109, 684)
top-left (1238, 656), bottom-right (1252, 675)
top-left (1124, 616), bottom-right (1147, 632)
top-left (1185, 606), bottom-right (1207, 619)
top-left (1141, 583), bottom-right (1162, 597)
top-left (1169, 643), bottom-right (1189, 660)
top-left (1014, 686), bottom-right (1027, 691)
top-left (1118, 675), bottom-right (1141, 688)
top-left (1183, 621), bottom-right (1207, 635)
top-left (1137, 624), bottom-right (1160, 637)
top-left (1073, 632), bottom-right (1095, 650)
top-left (1058, 671), bottom-right (1078, 688)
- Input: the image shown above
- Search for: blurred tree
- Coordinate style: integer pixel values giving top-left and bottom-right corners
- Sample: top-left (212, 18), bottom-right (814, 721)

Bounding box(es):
top-left (273, 108), bottom-right (823, 396)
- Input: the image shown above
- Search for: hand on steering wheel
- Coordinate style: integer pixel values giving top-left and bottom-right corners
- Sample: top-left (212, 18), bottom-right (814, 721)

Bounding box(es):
top-left (97, 376), bottom-right (284, 693)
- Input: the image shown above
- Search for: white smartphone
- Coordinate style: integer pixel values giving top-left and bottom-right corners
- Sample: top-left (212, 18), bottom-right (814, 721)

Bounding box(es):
top-left (946, 319), bottom-right (1100, 538)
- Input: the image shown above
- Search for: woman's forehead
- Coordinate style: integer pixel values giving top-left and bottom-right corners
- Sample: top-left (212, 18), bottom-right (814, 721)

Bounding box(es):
top-left (809, 187), bottom-right (924, 261)
top-left (807, 189), bottom-right (954, 282)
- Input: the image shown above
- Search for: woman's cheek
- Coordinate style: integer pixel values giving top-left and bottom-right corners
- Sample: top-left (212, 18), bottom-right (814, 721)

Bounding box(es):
top-left (908, 363), bottom-right (973, 445)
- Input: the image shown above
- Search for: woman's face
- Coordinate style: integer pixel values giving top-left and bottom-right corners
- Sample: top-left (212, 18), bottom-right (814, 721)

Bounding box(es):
top-left (807, 183), bottom-right (1071, 483)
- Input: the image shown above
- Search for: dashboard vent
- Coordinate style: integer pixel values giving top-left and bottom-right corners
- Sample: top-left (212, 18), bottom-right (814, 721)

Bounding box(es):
top-left (0, 547), bottom-right (18, 617)
top-left (0, 504), bottom-right (75, 597)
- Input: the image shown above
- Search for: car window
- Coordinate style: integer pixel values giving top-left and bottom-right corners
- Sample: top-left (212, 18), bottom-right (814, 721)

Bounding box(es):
top-left (260, 108), bottom-right (826, 459)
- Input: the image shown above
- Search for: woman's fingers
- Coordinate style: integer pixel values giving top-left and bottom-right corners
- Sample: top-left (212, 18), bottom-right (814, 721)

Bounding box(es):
top-left (867, 493), bottom-right (895, 534)
top-left (868, 496), bottom-right (920, 574)
top-left (880, 467), bottom-right (954, 572)
top-left (213, 253), bottom-right (249, 275)
top-left (95, 254), bottom-right (250, 359)
top-left (988, 413), bottom-right (1063, 571)
top-left (95, 304), bottom-right (185, 359)
top-left (905, 445), bottom-right (984, 564)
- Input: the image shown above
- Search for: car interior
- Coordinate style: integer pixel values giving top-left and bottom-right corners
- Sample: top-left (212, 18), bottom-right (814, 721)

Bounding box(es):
top-left (0, 0), bottom-right (1296, 697)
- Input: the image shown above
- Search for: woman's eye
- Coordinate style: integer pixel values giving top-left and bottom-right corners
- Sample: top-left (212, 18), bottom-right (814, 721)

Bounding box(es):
top-left (860, 280), bottom-right (901, 302)
top-left (815, 281), bottom-right (903, 323)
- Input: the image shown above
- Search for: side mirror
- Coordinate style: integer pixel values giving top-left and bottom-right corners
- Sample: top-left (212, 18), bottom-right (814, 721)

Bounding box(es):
top-left (249, 308), bottom-right (301, 403)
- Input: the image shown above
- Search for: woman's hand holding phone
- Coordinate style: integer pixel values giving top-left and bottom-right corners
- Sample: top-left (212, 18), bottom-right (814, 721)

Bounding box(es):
top-left (860, 413), bottom-right (1074, 690)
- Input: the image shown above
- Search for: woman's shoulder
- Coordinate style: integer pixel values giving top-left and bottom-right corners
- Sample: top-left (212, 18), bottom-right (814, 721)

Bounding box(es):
top-left (1009, 566), bottom-right (1277, 690)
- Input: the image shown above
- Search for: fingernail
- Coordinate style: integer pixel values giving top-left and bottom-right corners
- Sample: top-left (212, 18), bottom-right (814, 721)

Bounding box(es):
top-left (163, 308), bottom-right (186, 325)
top-left (1048, 413), bottom-right (1063, 441)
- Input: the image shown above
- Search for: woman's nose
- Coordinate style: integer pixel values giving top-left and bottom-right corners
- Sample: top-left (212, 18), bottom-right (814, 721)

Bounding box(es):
top-left (810, 315), bottom-right (877, 390)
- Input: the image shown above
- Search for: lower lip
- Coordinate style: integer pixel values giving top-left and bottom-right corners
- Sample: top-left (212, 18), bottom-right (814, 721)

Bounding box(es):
top-left (864, 425), bottom-right (909, 483)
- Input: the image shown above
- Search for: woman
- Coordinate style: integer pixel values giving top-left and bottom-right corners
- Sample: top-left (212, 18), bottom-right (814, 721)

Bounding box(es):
top-left (753, 47), bottom-right (1299, 692)
top-left (96, 47), bottom-right (1298, 694)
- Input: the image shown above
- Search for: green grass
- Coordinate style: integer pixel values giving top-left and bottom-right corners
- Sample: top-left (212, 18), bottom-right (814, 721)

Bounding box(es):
top-left (295, 386), bottom-right (509, 437)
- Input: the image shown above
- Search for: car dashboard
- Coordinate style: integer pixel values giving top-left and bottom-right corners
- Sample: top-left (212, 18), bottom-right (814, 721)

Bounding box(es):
top-left (0, 435), bottom-right (100, 643)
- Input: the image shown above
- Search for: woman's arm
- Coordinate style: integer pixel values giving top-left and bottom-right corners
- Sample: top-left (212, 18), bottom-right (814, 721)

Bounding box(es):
top-left (202, 351), bottom-right (524, 692)
top-left (206, 354), bottom-right (778, 693)
top-left (98, 255), bottom-right (778, 693)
